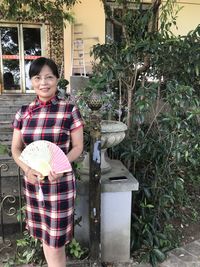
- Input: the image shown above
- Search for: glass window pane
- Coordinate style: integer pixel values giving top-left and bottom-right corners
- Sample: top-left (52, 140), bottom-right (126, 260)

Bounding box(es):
top-left (3, 60), bottom-right (20, 90)
top-left (23, 27), bottom-right (42, 91)
top-left (0, 27), bottom-right (20, 90)
top-left (23, 27), bottom-right (41, 57)
top-left (1, 27), bottom-right (19, 55)
top-left (106, 19), bottom-right (113, 43)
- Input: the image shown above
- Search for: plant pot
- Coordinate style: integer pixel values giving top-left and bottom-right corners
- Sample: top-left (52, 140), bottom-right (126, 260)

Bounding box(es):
top-left (80, 120), bottom-right (127, 174)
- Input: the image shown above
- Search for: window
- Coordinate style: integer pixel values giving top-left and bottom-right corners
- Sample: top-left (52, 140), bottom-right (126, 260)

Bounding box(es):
top-left (0, 23), bottom-right (46, 93)
top-left (105, 1), bottom-right (151, 43)
top-left (106, 8), bottom-right (123, 43)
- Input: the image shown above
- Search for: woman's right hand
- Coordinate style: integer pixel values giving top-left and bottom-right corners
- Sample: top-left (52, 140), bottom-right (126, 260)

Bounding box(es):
top-left (24, 167), bottom-right (42, 184)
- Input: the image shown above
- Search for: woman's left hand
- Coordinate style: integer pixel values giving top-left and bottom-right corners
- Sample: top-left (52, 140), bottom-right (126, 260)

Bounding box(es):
top-left (48, 171), bottom-right (63, 183)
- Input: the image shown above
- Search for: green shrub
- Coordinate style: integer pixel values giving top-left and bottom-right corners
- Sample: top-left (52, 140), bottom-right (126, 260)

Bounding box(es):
top-left (111, 81), bottom-right (200, 266)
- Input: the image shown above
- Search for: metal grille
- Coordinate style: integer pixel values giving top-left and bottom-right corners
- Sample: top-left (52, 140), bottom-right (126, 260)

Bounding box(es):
top-left (0, 164), bottom-right (23, 253)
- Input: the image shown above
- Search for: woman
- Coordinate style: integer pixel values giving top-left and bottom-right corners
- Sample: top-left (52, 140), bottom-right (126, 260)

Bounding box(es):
top-left (11, 57), bottom-right (84, 267)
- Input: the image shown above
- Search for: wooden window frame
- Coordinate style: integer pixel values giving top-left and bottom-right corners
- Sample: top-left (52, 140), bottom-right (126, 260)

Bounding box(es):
top-left (0, 22), bottom-right (46, 94)
top-left (105, 1), bottom-right (151, 43)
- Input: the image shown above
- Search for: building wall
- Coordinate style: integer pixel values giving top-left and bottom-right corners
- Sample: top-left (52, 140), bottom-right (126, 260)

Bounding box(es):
top-left (171, 0), bottom-right (200, 36)
top-left (64, 0), bottom-right (200, 88)
top-left (64, 0), bottom-right (105, 83)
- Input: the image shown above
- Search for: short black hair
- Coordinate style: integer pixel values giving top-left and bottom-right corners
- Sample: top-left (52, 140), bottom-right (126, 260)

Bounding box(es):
top-left (29, 57), bottom-right (59, 79)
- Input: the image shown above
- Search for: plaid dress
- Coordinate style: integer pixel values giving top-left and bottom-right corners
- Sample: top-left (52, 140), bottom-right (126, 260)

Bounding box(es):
top-left (12, 95), bottom-right (83, 248)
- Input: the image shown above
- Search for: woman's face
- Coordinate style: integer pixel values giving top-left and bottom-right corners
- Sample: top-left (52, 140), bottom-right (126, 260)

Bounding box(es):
top-left (31, 65), bottom-right (58, 102)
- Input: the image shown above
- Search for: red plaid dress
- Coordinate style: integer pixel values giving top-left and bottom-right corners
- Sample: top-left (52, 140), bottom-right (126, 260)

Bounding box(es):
top-left (12, 95), bottom-right (83, 248)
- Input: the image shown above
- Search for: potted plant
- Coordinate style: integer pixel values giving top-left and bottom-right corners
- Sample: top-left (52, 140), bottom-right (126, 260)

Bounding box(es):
top-left (75, 74), bottom-right (128, 174)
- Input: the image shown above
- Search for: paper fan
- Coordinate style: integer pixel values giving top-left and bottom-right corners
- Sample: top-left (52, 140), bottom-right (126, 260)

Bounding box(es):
top-left (19, 140), bottom-right (72, 177)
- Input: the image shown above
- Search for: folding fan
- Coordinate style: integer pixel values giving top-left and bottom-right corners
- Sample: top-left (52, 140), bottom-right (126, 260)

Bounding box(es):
top-left (19, 140), bottom-right (72, 177)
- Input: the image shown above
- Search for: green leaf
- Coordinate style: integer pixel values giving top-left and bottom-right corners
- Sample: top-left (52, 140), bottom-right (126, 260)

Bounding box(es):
top-left (195, 65), bottom-right (199, 77)
top-left (153, 248), bottom-right (166, 262)
top-left (107, 69), bottom-right (114, 81)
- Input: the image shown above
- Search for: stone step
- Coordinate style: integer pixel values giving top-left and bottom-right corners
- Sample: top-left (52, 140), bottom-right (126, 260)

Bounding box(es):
top-left (0, 129), bottom-right (12, 135)
top-left (0, 113), bottom-right (15, 121)
top-left (0, 133), bottom-right (12, 142)
top-left (0, 93), bottom-right (34, 98)
top-left (0, 120), bottom-right (13, 139)
top-left (0, 120), bottom-right (12, 126)
top-left (0, 93), bottom-right (35, 101)
top-left (0, 120), bottom-right (12, 152)
top-left (0, 153), bottom-right (12, 160)
top-left (0, 127), bottom-right (12, 133)
top-left (0, 94), bottom-right (35, 134)
top-left (0, 94), bottom-right (34, 140)
top-left (0, 99), bottom-right (29, 106)
top-left (0, 105), bottom-right (21, 113)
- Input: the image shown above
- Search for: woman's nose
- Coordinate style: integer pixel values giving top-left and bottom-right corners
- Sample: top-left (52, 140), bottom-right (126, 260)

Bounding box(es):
top-left (40, 77), bottom-right (47, 84)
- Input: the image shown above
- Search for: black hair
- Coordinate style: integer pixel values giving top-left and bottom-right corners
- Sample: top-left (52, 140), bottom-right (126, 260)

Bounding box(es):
top-left (29, 57), bottom-right (59, 79)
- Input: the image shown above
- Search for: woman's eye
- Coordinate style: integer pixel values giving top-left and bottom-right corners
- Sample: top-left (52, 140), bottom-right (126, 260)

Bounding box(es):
top-left (47, 76), bottom-right (54, 80)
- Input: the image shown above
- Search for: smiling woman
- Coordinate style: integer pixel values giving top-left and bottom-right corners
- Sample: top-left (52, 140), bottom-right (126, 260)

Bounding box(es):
top-left (11, 57), bottom-right (84, 267)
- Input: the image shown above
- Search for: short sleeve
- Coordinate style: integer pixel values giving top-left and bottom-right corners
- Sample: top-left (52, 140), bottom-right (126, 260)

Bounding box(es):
top-left (70, 105), bottom-right (84, 131)
top-left (12, 108), bottom-right (23, 130)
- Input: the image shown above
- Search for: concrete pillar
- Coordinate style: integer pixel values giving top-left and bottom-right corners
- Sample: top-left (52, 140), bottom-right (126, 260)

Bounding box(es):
top-left (75, 159), bottom-right (139, 263)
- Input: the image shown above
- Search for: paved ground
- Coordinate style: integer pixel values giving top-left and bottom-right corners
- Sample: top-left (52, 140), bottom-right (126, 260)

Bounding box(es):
top-left (67, 239), bottom-right (200, 267)
top-left (1, 239), bottom-right (200, 266)
top-left (158, 238), bottom-right (200, 267)
top-left (71, 239), bottom-right (200, 266)
top-left (113, 239), bottom-right (200, 267)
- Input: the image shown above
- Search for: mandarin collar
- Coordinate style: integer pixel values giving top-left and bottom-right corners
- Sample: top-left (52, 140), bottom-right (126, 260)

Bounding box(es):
top-left (34, 94), bottom-right (59, 106)
top-left (24, 95), bottom-right (59, 119)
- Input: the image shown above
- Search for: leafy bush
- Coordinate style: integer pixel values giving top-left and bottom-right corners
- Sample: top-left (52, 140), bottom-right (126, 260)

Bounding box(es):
top-left (4, 231), bottom-right (87, 267)
top-left (4, 231), bottom-right (45, 267)
top-left (88, 2), bottom-right (200, 264)
top-left (112, 81), bottom-right (200, 266)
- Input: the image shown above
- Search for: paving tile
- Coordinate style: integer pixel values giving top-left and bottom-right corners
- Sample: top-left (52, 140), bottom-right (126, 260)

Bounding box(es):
top-left (159, 264), bottom-right (183, 267)
top-left (188, 263), bottom-right (200, 267)
top-left (171, 247), bottom-right (199, 262)
top-left (184, 241), bottom-right (200, 258)
top-left (193, 239), bottom-right (200, 246)
top-left (159, 252), bottom-right (187, 267)
top-left (131, 264), bottom-right (151, 267)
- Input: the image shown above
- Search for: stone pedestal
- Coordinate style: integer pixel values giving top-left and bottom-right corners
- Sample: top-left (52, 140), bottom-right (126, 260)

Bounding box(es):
top-left (74, 159), bottom-right (139, 263)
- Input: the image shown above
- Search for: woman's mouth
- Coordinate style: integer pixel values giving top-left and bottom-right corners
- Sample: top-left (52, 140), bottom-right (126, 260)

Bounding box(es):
top-left (40, 88), bottom-right (49, 92)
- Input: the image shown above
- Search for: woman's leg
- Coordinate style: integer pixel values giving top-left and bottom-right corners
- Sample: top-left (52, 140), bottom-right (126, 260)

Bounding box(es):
top-left (43, 242), bottom-right (66, 267)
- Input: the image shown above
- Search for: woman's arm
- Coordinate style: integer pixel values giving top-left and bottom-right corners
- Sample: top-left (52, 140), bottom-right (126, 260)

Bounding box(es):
top-left (11, 129), bottom-right (41, 184)
top-left (67, 126), bottom-right (84, 163)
